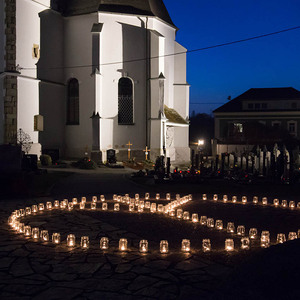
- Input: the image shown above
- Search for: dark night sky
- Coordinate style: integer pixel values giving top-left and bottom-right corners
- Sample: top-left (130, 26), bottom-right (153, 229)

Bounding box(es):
top-left (163, 0), bottom-right (300, 115)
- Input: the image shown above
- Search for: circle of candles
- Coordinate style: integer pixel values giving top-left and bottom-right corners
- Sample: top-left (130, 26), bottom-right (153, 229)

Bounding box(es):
top-left (249, 228), bottom-right (258, 239)
top-left (32, 205), bottom-right (38, 213)
top-left (183, 211), bottom-right (190, 220)
top-left (261, 231), bottom-right (270, 248)
top-left (72, 198), bottom-right (78, 205)
top-left (40, 230), bottom-right (49, 241)
top-left (129, 204), bottom-right (134, 212)
top-left (207, 218), bottom-right (214, 228)
top-left (166, 193), bottom-right (171, 201)
top-left (227, 222), bottom-right (235, 233)
top-left (102, 203), bottom-right (108, 211)
top-left (252, 196), bottom-right (258, 204)
top-left (67, 234), bottom-right (76, 247)
top-left (200, 216), bottom-right (207, 226)
top-left (282, 200), bottom-right (288, 207)
top-left (139, 240), bottom-right (148, 253)
top-left (215, 220), bottom-right (223, 230)
top-left (237, 225), bottom-right (245, 236)
top-left (68, 202), bottom-right (74, 211)
top-left (52, 233), bottom-right (61, 244)
top-left (114, 203), bottom-right (120, 211)
top-left (80, 202), bottom-right (85, 210)
top-left (24, 225), bottom-right (31, 237)
top-left (223, 195), bottom-right (228, 202)
top-left (181, 239), bottom-right (191, 252)
top-left (191, 213), bottom-right (199, 223)
top-left (46, 202), bottom-right (52, 210)
top-left (81, 197), bottom-right (86, 203)
top-left (119, 238), bottom-right (128, 251)
top-left (100, 195), bottom-right (105, 202)
top-left (202, 239), bottom-right (211, 252)
top-left (91, 202), bottom-right (96, 210)
top-left (32, 227), bottom-right (39, 240)
top-left (213, 194), bottom-right (218, 201)
top-left (92, 196), bottom-right (97, 203)
top-left (202, 194), bottom-right (207, 201)
top-left (241, 237), bottom-right (250, 250)
top-left (225, 239), bottom-right (234, 251)
top-left (242, 196), bottom-right (247, 204)
top-left (80, 236), bottom-right (89, 249)
top-left (288, 232), bottom-right (297, 240)
top-left (54, 200), bottom-right (59, 208)
top-left (176, 209), bottom-right (183, 219)
top-left (276, 233), bottom-right (286, 244)
top-left (232, 196), bottom-right (237, 203)
top-left (289, 201), bottom-right (295, 209)
top-left (100, 237), bottom-right (109, 250)
top-left (160, 240), bottom-right (169, 253)
top-left (262, 197), bottom-right (268, 205)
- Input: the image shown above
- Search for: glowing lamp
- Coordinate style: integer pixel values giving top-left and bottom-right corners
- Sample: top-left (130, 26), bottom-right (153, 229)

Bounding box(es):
top-left (223, 195), bottom-right (228, 202)
top-left (113, 194), bottom-right (117, 201)
top-left (207, 218), bottom-right (214, 228)
top-left (40, 230), bottom-right (49, 242)
top-left (166, 193), bottom-right (171, 201)
top-left (138, 205), bottom-right (144, 213)
top-left (129, 204), bottom-right (134, 212)
top-left (253, 196), bottom-right (258, 204)
top-left (139, 240), bottom-right (148, 253)
top-left (181, 239), bottom-right (191, 252)
top-left (91, 202), bottom-right (97, 210)
top-left (156, 193), bottom-right (160, 200)
top-left (232, 196), bottom-right (237, 203)
top-left (135, 199), bottom-right (139, 206)
top-left (18, 223), bottom-right (25, 234)
top-left (282, 200), bottom-right (288, 207)
top-left (242, 196), bottom-right (247, 204)
top-left (200, 216), bottom-right (207, 226)
top-left (160, 240), bottom-right (169, 253)
top-left (237, 225), bottom-right (245, 236)
top-left (114, 203), bottom-right (120, 211)
top-left (130, 199), bottom-right (135, 206)
top-left (157, 204), bottom-right (164, 213)
top-left (297, 202), bottom-right (300, 209)
top-left (289, 201), bottom-right (295, 209)
top-left (15, 210), bottom-right (20, 218)
top-left (288, 232), bottom-right (297, 240)
top-left (46, 202), bottom-right (52, 210)
top-left (100, 195), bottom-right (105, 202)
top-left (276, 233), bottom-right (286, 244)
top-left (192, 213), bottom-right (199, 223)
top-left (54, 200), bottom-right (59, 208)
top-left (63, 199), bottom-right (68, 206)
top-left (260, 231), bottom-right (270, 248)
top-left (52, 233), bottom-right (61, 244)
top-left (139, 200), bottom-right (145, 208)
top-left (183, 211), bottom-right (190, 220)
top-left (188, 194), bottom-right (192, 201)
top-left (227, 222), bottom-right (235, 234)
top-left (150, 203), bottom-right (157, 213)
top-left (92, 196), bottom-right (97, 203)
top-left (241, 237), bottom-right (250, 250)
top-left (80, 236), bottom-right (89, 249)
top-left (80, 202), bottom-right (85, 210)
top-left (262, 197), bottom-right (268, 205)
top-left (249, 228), bottom-right (258, 239)
top-left (24, 225), bottom-right (31, 237)
top-left (81, 197), bottom-right (86, 203)
top-left (273, 198), bottom-right (279, 206)
top-left (145, 193), bottom-right (150, 200)
top-left (202, 194), bottom-right (207, 201)
top-left (119, 238), bottom-right (128, 251)
top-left (225, 239), bottom-right (234, 251)
top-left (135, 194), bottom-right (140, 200)
top-left (213, 194), bottom-right (218, 201)
top-left (72, 198), bottom-right (78, 205)
top-left (68, 202), bottom-right (74, 211)
top-left (102, 203), bottom-right (108, 211)
top-left (176, 194), bottom-right (180, 200)
top-left (20, 209), bottom-right (25, 217)
top-left (32, 205), bottom-right (38, 213)
top-left (100, 237), bottom-right (109, 250)
top-left (67, 234), bottom-right (76, 247)
top-left (169, 210), bottom-right (175, 217)
top-left (145, 201), bottom-right (150, 209)
top-left (176, 209), bottom-right (183, 219)
top-left (215, 220), bottom-right (223, 230)
top-left (32, 228), bottom-right (39, 240)
top-left (60, 201), bottom-right (66, 209)
top-left (202, 239), bottom-right (211, 252)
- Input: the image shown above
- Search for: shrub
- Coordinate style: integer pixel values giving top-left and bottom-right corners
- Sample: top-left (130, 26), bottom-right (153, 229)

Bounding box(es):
top-left (40, 154), bottom-right (52, 166)
top-left (73, 157), bottom-right (97, 169)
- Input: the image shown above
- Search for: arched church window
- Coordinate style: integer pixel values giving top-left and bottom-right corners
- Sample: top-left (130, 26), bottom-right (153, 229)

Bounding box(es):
top-left (118, 77), bottom-right (134, 125)
top-left (67, 78), bottom-right (79, 125)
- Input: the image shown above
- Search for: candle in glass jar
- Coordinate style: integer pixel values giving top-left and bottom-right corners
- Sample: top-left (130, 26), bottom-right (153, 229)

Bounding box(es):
top-left (40, 230), bottom-right (49, 241)
top-left (139, 240), bottom-right (148, 253)
top-left (32, 227), bottom-right (39, 240)
top-left (100, 237), bottom-right (109, 250)
top-left (181, 239), bottom-right (190, 252)
top-left (225, 239), bottom-right (234, 251)
top-left (202, 239), bottom-right (211, 252)
top-left (80, 236), bottom-right (89, 249)
top-left (52, 233), bottom-right (61, 244)
top-left (67, 234), bottom-right (76, 247)
top-left (119, 238), bottom-right (128, 251)
top-left (160, 240), bottom-right (169, 253)
top-left (114, 203), bottom-right (120, 211)
top-left (192, 213), bottom-right (199, 223)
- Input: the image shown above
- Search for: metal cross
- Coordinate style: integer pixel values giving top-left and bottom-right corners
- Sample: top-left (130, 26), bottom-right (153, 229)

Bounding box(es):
top-left (143, 146), bottom-right (151, 160)
top-left (126, 141), bottom-right (133, 160)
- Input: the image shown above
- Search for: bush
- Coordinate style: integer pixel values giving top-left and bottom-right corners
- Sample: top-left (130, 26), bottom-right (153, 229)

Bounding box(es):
top-left (72, 157), bottom-right (97, 170)
top-left (40, 154), bottom-right (52, 166)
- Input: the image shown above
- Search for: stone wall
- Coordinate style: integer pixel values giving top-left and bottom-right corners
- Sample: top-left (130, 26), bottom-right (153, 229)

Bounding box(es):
top-left (4, 0), bottom-right (17, 144)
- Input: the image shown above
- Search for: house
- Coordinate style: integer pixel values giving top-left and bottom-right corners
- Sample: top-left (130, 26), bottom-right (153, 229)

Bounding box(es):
top-left (0, 0), bottom-right (190, 164)
top-left (213, 87), bottom-right (300, 152)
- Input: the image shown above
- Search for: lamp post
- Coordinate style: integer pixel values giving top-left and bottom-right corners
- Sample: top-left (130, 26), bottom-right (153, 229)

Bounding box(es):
top-left (198, 139), bottom-right (205, 171)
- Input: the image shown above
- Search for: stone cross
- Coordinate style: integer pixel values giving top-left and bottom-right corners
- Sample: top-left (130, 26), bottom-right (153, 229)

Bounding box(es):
top-left (143, 146), bottom-right (150, 160)
top-left (126, 141), bottom-right (133, 160)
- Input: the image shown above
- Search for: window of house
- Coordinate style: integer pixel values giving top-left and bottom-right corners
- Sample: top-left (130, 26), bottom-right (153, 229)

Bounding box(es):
top-left (288, 121), bottom-right (297, 136)
top-left (272, 121), bottom-right (281, 129)
top-left (228, 122), bottom-right (243, 136)
top-left (261, 103), bottom-right (267, 109)
top-left (32, 44), bottom-right (40, 59)
top-left (291, 102), bottom-right (297, 109)
top-left (118, 77), bottom-right (134, 125)
top-left (67, 78), bottom-right (79, 125)
top-left (254, 103), bottom-right (260, 110)
top-left (248, 103), bottom-right (253, 109)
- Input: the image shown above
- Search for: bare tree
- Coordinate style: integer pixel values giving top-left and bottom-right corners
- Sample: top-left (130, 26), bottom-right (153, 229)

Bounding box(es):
top-left (17, 128), bottom-right (32, 154)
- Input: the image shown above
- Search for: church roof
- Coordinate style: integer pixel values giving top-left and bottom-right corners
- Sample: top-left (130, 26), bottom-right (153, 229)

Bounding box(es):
top-left (164, 105), bottom-right (188, 125)
top-left (52, 0), bottom-right (175, 27)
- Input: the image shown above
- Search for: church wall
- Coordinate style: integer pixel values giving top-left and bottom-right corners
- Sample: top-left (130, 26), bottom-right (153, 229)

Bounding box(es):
top-left (0, 0), bottom-right (5, 73)
top-left (173, 126), bottom-right (190, 163)
top-left (174, 42), bottom-right (187, 84)
top-left (63, 14), bottom-right (98, 157)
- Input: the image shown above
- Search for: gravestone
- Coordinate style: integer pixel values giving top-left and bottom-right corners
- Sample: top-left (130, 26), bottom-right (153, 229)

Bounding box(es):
top-left (107, 149), bottom-right (116, 164)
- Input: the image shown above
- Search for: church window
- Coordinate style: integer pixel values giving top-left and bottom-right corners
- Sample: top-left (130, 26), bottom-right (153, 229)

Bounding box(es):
top-left (67, 78), bottom-right (79, 125)
top-left (118, 77), bottom-right (134, 125)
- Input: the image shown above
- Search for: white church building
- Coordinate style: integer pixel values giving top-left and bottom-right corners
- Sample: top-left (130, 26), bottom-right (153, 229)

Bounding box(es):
top-left (0, 0), bottom-right (190, 164)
